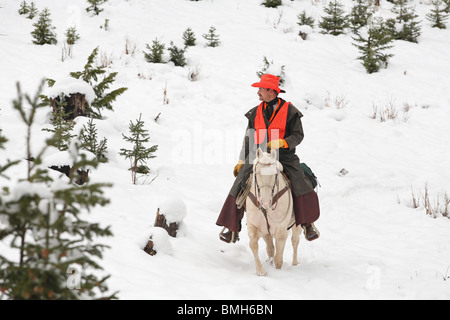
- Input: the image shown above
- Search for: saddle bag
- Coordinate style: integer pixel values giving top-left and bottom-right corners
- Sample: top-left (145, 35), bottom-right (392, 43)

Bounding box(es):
top-left (301, 162), bottom-right (319, 189)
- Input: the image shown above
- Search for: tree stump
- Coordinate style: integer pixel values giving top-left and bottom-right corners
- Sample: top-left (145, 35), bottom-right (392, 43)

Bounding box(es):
top-left (299, 31), bottom-right (308, 40)
top-left (143, 237), bottom-right (157, 256)
top-left (154, 208), bottom-right (179, 237)
top-left (49, 165), bottom-right (89, 185)
top-left (51, 93), bottom-right (86, 120)
top-left (143, 204), bottom-right (185, 256)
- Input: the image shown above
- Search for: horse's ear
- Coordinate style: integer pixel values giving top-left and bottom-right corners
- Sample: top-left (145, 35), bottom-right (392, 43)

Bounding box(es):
top-left (270, 148), bottom-right (277, 160)
top-left (256, 147), bottom-right (263, 158)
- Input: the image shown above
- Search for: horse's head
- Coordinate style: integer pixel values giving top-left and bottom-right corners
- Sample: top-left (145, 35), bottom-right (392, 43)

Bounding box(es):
top-left (253, 148), bottom-right (283, 210)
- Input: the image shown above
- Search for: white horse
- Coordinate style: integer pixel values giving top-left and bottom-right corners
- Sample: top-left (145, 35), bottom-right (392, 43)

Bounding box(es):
top-left (246, 148), bottom-right (302, 276)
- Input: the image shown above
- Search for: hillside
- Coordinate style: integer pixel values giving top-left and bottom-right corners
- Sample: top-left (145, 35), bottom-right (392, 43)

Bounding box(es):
top-left (1, 0), bottom-right (449, 300)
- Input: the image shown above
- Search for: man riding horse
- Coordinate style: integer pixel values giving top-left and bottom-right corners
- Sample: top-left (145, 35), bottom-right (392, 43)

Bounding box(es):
top-left (216, 74), bottom-right (321, 243)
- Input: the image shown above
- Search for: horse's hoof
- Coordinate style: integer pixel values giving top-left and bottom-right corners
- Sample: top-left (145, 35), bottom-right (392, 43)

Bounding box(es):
top-left (256, 269), bottom-right (267, 276)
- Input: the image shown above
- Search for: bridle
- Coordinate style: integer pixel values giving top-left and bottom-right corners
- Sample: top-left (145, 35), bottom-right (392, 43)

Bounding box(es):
top-left (248, 160), bottom-right (291, 235)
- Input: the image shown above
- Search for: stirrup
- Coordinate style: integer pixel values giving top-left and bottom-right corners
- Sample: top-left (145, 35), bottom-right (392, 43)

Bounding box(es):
top-left (219, 227), bottom-right (239, 243)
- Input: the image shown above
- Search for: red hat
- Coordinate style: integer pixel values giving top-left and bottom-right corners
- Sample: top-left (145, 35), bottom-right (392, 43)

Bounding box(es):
top-left (251, 74), bottom-right (285, 93)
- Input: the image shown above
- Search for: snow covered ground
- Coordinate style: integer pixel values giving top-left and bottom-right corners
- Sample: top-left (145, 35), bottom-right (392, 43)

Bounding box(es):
top-left (1, 0), bottom-right (449, 300)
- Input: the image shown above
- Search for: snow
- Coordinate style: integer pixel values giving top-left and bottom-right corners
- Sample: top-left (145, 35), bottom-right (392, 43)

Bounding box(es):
top-left (1, 0), bottom-right (450, 300)
top-left (45, 76), bottom-right (96, 103)
top-left (158, 196), bottom-right (187, 224)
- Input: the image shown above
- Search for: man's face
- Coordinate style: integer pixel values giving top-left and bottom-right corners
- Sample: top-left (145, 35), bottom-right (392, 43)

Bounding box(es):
top-left (257, 88), bottom-right (276, 102)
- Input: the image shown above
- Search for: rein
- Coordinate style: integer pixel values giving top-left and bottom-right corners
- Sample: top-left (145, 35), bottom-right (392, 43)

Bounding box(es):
top-left (248, 161), bottom-right (291, 235)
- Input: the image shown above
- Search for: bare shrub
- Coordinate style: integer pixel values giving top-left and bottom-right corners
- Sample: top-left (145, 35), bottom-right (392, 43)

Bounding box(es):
top-left (124, 36), bottom-right (136, 56)
top-left (410, 184), bottom-right (450, 219)
top-left (325, 91), bottom-right (349, 109)
top-left (372, 97), bottom-right (411, 122)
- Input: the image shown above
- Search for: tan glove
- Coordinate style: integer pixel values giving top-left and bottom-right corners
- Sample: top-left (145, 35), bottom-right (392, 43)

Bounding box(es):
top-left (233, 160), bottom-right (244, 177)
top-left (267, 139), bottom-right (287, 150)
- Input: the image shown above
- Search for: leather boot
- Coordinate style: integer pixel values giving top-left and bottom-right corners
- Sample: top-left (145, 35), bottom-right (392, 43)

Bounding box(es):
top-left (219, 228), bottom-right (240, 243)
top-left (301, 223), bottom-right (320, 241)
top-left (219, 208), bottom-right (244, 244)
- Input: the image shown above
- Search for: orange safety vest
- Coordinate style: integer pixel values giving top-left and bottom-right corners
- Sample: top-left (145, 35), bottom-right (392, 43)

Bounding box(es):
top-left (254, 100), bottom-right (290, 145)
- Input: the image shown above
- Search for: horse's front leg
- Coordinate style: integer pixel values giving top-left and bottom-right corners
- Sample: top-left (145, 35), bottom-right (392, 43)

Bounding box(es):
top-left (248, 225), bottom-right (266, 276)
top-left (263, 234), bottom-right (274, 262)
top-left (274, 232), bottom-right (288, 269)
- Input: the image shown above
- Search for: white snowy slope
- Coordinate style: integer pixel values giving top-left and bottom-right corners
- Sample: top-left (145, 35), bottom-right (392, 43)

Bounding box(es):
top-left (0, 0), bottom-right (450, 300)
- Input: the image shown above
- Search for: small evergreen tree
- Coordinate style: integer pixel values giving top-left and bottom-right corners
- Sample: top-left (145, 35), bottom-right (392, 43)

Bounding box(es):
top-left (443, 0), bottom-right (450, 13)
top-left (143, 38), bottom-right (165, 63)
top-left (256, 56), bottom-right (286, 85)
top-left (353, 17), bottom-right (394, 74)
top-left (386, 0), bottom-right (421, 42)
top-left (0, 128), bottom-right (19, 180)
top-left (31, 8), bottom-right (57, 45)
top-left (0, 81), bottom-right (116, 300)
top-left (79, 118), bottom-right (108, 162)
top-left (183, 27), bottom-right (196, 47)
top-left (18, 1), bottom-right (29, 15)
top-left (86, 0), bottom-right (108, 16)
top-left (262, 0), bottom-right (283, 8)
top-left (42, 96), bottom-right (76, 151)
top-left (119, 114), bottom-right (158, 184)
top-left (168, 42), bottom-right (187, 67)
top-left (18, 1), bottom-right (38, 19)
top-left (203, 26), bottom-right (220, 47)
top-left (65, 26), bottom-right (80, 45)
top-left (319, 0), bottom-right (349, 35)
top-left (297, 10), bottom-right (315, 28)
top-left (426, 0), bottom-right (448, 29)
top-left (69, 47), bottom-right (128, 118)
top-left (27, 2), bottom-right (38, 19)
top-left (348, 0), bottom-right (373, 33)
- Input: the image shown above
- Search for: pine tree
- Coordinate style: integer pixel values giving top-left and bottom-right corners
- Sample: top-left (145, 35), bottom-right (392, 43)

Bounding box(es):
top-left (203, 26), bottom-right (220, 47)
top-left (297, 10), bottom-right (315, 28)
top-left (86, 0), bottom-right (108, 16)
top-left (353, 17), bottom-right (394, 74)
top-left (18, 1), bottom-right (38, 19)
top-left (262, 0), bottom-right (283, 8)
top-left (0, 81), bottom-right (116, 300)
top-left (426, 0), bottom-right (448, 29)
top-left (319, 0), bottom-right (349, 36)
top-left (79, 118), bottom-right (108, 162)
top-left (27, 2), bottom-right (38, 19)
top-left (348, 0), bottom-right (373, 33)
top-left (168, 42), bottom-right (187, 67)
top-left (143, 38), bottom-right (165, 63)
top-left (0, 128), bottom-right (19, 180)
top-left (443, 0), bottom-right (450, 13)
top-left (386, 0), bottom-right (421, 42)
top-left (69, 47), bottom-right (128, 118)
top-left (65, 26), bottom-right (80, 45)
top-left (183, 27), bottom-right (196, 47)
top-left (31, 8), bottom-right (57, 45)
top-left (119, 114), bottom-right (158, 184)
top-left (256, 56), bottom-right (286, 85)
top-left (18, 1), bottom-right (29, 15)
top-left (42, 96), bottom-right (76, 151)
